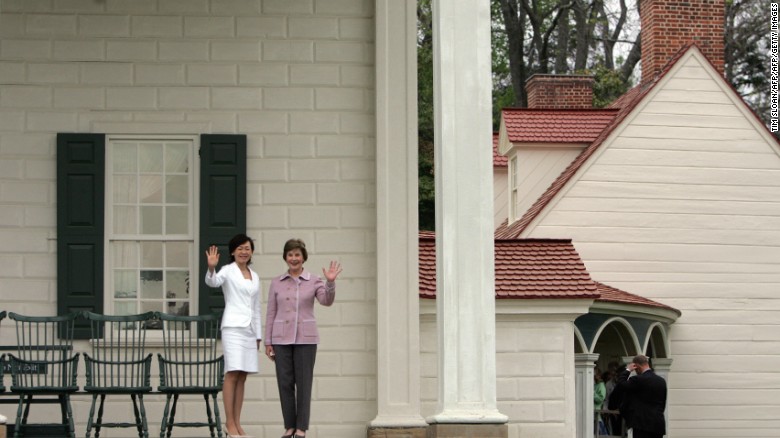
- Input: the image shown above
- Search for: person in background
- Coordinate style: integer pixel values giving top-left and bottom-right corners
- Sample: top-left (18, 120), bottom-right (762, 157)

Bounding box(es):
top-left (617, 355), bottom-right (667, 438)
top-left (594, 367), bottom-right (607, 435)
top-left (594, 366), bottom-right (606, 410)
top-left (265, 238), bottom-right (343, 438)
top-left (205, 234), bottom-right (262, 438)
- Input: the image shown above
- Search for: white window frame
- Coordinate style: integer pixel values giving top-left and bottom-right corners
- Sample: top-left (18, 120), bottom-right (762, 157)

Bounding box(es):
top-left (103, 134), bottom-right (201, 325)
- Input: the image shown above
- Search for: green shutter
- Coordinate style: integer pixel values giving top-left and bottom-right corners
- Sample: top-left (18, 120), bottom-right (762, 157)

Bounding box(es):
top-left (57, 133), bottom-right (105, 339)
top-left (199, 134), bottom-right (247, 315)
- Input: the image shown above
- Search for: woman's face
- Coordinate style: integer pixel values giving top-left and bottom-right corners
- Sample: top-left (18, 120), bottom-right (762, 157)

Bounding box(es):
top-left (285, 248), bottom-right (305, 272)
top-left (232, 241), bottom-right (253, 265)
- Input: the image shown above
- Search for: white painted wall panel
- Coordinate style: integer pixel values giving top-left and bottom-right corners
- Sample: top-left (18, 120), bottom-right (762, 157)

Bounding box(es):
top-left (0, 0), bottom-right (377, 436)
top-left (527, 52), bottom-right (780, 437)
top-left (494, 168), bottom-right (508, 229)
top-left (515, 147), bottom-right (584, 220)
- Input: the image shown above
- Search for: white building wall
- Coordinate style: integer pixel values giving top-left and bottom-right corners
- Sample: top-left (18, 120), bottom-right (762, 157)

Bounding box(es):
top-left (513, 147), bottom-right (584, 223)
top-left (525, 52), bottom-right (780, 438)
top-left (420, 300), bottom-right (589, 438)
top-left (493, 167), bottom-right (508, 229)
top-left (0, 1), bottom-right (377, 437)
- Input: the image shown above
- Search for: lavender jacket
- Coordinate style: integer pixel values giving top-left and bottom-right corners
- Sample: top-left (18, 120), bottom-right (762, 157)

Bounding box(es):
top-left (264, 270), bottom-right (335, 345)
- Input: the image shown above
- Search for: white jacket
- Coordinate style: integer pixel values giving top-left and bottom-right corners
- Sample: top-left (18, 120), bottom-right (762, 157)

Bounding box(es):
top-left (205, 262), bottom-right (262, 339)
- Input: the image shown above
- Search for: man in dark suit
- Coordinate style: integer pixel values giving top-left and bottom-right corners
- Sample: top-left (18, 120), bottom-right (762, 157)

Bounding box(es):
top-left (616, 355), bottom-right (667, 438)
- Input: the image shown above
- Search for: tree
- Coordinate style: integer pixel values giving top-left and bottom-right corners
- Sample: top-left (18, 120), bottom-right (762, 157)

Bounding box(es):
top-left (725, 0), bottom-right (773, 128)
top-left (417, 0), bottom-right (435, 230)
top-left (416, 0), bottom-right (775, 230)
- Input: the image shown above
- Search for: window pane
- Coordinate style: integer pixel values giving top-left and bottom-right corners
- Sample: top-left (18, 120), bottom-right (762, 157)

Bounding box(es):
top-left (165, 143), bottom-right (189, 173)
top-left (166, 206), bottom-right (189, 234)
top-left (165, 175), bottom-right (188, 204)
top-left (114, 206), bottom-right (137, 234)
top-left (140, 270), bottom-right (163, 298)
top-left (113, 175), bottom-right (137, 203)
top-left (114, 301), bottom-right (137, 316)
top-left (141, 241), bottom-right (162, 268)
top-left (139, 143), bottom-right (163, 172)
top-left (140, 206), bottom-right (163, 234)
top-left (166, 270), bottom-right (189, 300)
top-left (113, 143), bottom-right (136, 172)
top-left (166, 242), bottom-right (189, 268)
top-left (112, 242), bottom-right (138, 268)
top-left (113, 270), bottom-right (137, 298)
top-left (140, 175), bottom-right (163, 204)
top-left (141, 302), bottom-right (164, 329)
top-left (164, 301), bottom-right (189, 317)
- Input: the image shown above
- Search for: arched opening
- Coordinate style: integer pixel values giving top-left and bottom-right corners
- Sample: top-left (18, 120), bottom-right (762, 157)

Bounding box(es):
top-left (574, 327), bottom-right (586, 354)
top-left (645, 323), bottom-right (669, 358)
top-left (592, 318), bottom-right (638, 370)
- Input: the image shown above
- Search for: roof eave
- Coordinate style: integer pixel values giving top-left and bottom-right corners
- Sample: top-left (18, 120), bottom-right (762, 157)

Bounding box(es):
top-left (590, 301), bottom-right (681, 324)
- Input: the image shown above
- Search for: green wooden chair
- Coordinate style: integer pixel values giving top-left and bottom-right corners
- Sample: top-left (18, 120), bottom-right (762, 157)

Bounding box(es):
top-left (83, 311), bottom-right (155, 438)
top-left (6, 312), bottom-right (80, 438)
top-left (156, 312), bottom-right (224, 438)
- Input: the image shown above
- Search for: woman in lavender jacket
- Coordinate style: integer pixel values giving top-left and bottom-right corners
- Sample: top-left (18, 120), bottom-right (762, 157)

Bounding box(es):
top-left (264, 239), bottom-right (342, 438)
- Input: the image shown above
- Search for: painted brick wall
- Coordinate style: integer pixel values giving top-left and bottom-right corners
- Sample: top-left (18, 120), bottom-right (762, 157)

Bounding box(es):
top-left (640, 0), bottom-right (725, 84)
top-left (0, 0), bottom-right (376, 436)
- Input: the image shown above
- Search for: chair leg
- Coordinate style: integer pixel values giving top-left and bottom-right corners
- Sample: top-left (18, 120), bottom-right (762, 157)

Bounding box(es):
top-left (211, 393), bottom-right (223, 438)
top-left (14, 396), bottom-right (24, 438)
top-left (95, 394), bottom-right (107, 438)
top-left (203, 393), bottom-right (216, 438)
top-left (85, 394), bottom-right (98, 438)
top-left (21, 395), bottom-right (31, 426)
top-left (131, 394), bottom-right (143, 437)
top-left (138, 394), bottom-right (149, 438)
top-left (59, 394), bottom-right (76, 438)
top-left (160, 393), bottom-right (172, 438)
top-left (166, 394), bottom-right (179, 438)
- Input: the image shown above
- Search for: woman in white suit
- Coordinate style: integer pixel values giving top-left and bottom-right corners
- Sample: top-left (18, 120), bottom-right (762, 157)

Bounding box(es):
top-left (205, 234), bottom-right (262, 438)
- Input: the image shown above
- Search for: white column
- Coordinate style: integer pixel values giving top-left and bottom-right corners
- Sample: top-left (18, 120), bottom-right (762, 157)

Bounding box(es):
top-left (428, 0), bottom-right (506, 424)
top-left (370, 0), bottom-right (427, 428)
top-left (575, 353), bottom-right (600, 438)
top-left (652, 358), bottom-right (673, 437)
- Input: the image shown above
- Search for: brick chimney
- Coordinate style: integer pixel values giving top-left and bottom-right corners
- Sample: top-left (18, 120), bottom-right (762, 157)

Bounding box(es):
top-left (525, 74), bottom-right (594, 109)
top-left (640, 0), bottom-right (725, 84)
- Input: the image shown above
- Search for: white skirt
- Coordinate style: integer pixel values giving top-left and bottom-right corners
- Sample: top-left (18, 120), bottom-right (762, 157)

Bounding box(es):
top-left (221, 326), bottom-right (259, 374)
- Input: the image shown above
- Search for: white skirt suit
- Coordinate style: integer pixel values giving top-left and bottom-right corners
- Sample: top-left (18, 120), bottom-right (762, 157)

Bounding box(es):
top-left (205, 262), bottom-right (262, 373)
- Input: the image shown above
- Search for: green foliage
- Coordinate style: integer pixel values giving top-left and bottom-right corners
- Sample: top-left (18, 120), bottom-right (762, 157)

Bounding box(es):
top-left (417, 0), bottom-right (435, 230)
top-left (578, 65), bottom-right (632, 108)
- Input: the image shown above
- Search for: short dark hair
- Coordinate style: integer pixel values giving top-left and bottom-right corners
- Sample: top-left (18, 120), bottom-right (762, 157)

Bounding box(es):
top-left (632, 354), bottom-right (650, 366)
top-left (283, 238), bottom-right (308, 262)
top-left (228, 233), bottom-right (255, 265)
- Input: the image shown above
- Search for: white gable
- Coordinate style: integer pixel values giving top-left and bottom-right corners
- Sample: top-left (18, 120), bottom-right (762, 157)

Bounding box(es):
top-left (524, 48), bottom-right (780, 437)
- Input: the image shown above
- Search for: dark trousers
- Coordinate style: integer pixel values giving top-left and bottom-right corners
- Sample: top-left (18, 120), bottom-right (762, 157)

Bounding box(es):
top-left (274, 344), bottom-right (317, 431)
top-left (633, 430), bottom-right (663, 438)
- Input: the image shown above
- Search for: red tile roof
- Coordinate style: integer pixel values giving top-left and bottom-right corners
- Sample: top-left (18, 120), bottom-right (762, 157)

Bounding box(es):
top-left (492, 132), bottom-right (507, 167)
top-left (501, 108), bottom-right (619, 144)
top-left (419, 233), bottom-right (599, 300)
top-left (419, 233), bottom-right (679, 315)
top-left (595, 282), bottom-right (680, 315)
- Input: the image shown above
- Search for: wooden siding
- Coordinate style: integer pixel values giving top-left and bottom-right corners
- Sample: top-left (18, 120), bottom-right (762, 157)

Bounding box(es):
top-left (494, 169), bottom-right (508, 229)
top-left (527, 53), bottom-right (780, 437)
top-left (515, 147), bottom-right (584, 222)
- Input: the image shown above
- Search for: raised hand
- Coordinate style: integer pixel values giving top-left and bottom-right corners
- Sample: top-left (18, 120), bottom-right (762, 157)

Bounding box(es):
top-left (322, 260), bottom-right (343, 282)
top-left (205, 245), bottom-right (220, 271)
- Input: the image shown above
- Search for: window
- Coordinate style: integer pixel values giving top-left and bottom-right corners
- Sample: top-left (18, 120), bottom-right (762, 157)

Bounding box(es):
top-left (106, 137), bottom-right (196, 319)
top-left (57, 133), bottom-right (247, 338)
